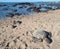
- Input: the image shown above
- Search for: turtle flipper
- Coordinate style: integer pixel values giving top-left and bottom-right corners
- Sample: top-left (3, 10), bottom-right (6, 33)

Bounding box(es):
top-left (45, 37), bottom-right (52, 44)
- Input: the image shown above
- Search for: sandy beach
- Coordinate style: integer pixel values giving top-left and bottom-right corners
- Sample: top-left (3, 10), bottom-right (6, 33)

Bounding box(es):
top-left (0, 9), bottom-right (60, 49)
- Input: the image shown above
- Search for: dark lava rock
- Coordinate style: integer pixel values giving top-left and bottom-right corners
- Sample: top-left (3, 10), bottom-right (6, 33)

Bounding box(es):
top-left (12, 4), bottom-right (17, 7)
top-left (33, 8), bottom-right (40, 12)
top-left (14, 13), bottom-right (21, 16)
top-left (12, 25), bottom-right (17, 28)
top-left (18, 5), bottom-right (27, 8)
top-left (2, 8), bottom-right (8, 10)
top-left (27, 7), bottom-right (36, 12)
top-left (17, 21), bottom-right (22, 24)
top-left (13, 21), bottom-right (16, 24)
top-left (16, 2), bottom-right (33, 6)
top-left (6, 13), bottom-right (14, 18)
top-left (6, 42), bottom-right (9, 47)
top-left (13, 20), bottom-right (22, 25)
top-left (27, 7), bottom-right (40, 12)
top-left (0, 4), bottom-right (7, 6)
top-left (12, 9), bottom-right (17, 12)
top-left (27, 7), bottom-right (36, 10)
top-left (18, 5), bottom-right (25, 8)
top-left (19, 6), bottom-right (24, 8)
top-left (45, 7), bottom-right (52, 10)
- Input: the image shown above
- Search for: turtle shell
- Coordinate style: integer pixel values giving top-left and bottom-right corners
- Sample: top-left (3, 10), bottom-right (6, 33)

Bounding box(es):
top-left (33, 30), bottom-right (48, 39)
top-left (33, 29), bottom-right (52, 39)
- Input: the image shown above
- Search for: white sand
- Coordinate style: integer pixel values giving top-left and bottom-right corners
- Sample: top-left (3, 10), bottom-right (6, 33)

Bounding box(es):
top-left (0, 10), bottom-right (60, 49)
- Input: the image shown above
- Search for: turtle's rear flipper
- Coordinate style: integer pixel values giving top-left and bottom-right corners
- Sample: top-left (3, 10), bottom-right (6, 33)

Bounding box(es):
top-left (45, 37), bottom-right (52, 44)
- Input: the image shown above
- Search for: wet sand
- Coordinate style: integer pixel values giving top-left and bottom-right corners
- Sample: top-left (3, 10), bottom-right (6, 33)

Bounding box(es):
top-left (0, 9), bottom-right (60, 49)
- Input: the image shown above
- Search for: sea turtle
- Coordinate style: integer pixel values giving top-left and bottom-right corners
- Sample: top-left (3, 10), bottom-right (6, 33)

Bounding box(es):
top-left (32, 29), bottom-right (52, 43)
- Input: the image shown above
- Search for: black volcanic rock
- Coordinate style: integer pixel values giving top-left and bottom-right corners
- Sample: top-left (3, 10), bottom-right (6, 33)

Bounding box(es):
top-left (12, 9), bottom-right (17, 12)
top-left (19, 6), bottom-right (23, 8)
top-left (16, 2), bottom-right (33, 6)
top-left (0, 4), bottom-right (7, 6)
top-left (13, 20), bottom-right (22, 24)
top-left (17, 21), bottom-right (22, 24)
top-left (0, 2), bottom-right (60, 19)
top-left (2, 7), bottom-right (8, 10)
top-left (14, 12), bottom-right (21, 16)
top-left (45, 7), bottom-right (52, 10)
top-left (33, 8), bottom-right (40, 12)
top-left (6, 13), bottom-right (14, 18)
top-left (27, 7), bottom-right (36, 11)
top-left (12, 4), bottom-right (17, 7)
top-left (18, 5), bottom-right (25, 8)
top-left (27, 7), bottom-right (40, 12)
top-left (12, 25), bottom-right (17, 28)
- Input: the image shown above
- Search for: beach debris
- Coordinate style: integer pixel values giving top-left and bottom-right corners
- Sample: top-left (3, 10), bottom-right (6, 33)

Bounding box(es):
top-left (32, 29), bottom-right (52, 44)
top-left (13, 20), bottom-right (22, 24)
top-left (33, 8), bottom-right (40, 12)
top-left (12, 25), bottom-right (17, 28)
top-left (12, 20), bottom-right (22, 29)
top-left (13, 21), bottom-right (16, 24)
top-left (17, 21), bottom-right (22, 24)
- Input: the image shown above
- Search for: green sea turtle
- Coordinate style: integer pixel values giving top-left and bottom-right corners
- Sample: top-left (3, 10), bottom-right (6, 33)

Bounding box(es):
top-left (32, 29), bottom-right (52, 43)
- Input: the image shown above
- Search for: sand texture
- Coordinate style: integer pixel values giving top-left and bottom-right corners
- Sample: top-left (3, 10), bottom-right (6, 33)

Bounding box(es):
top-left (0, 10), bottom-right (60, 49)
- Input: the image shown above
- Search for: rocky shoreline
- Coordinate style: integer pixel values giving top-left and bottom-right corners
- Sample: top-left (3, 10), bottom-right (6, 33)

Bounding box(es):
top-left (0, 2), bottom-right (60, 19)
